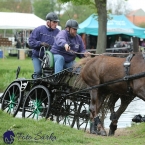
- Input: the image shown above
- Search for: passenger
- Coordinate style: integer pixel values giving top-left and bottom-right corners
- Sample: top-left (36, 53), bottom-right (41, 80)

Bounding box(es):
top-left (50, 19), bottom-right (90, 74)
top-left (29, 12), bottom-right (60, 78)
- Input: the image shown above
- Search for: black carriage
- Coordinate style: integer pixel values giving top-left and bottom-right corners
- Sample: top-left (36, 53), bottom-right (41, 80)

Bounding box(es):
top-left (0, 48), bottom-right (90, 131)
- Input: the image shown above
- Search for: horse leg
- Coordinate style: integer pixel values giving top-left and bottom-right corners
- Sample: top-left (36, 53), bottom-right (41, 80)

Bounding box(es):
top-left (89, 89), bottom-right (107, 136)
top-left (108, 94), bottom-right (120, 136)
top-left (108, 95), bottom-right (135, 136)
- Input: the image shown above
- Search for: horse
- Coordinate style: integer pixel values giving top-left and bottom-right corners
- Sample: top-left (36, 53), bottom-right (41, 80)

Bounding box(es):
top-left (75, 52), bottom-right (145, 136)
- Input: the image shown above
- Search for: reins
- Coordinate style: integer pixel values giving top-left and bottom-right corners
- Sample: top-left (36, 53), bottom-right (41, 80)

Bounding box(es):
top-left (38, 45), bottom-right (144, 57)
top-left (69, 50), bottom-right (145, 56)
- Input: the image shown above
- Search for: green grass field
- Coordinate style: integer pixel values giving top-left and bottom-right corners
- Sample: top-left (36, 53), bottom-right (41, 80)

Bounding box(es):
top-left (1, 53), bottom-right (145, 144)
top-left (0, 53), bottom-right (81, 92)
top-left (0, 54), bottom-right (33, 92)
top-left (0, 110), bottom-right (145, 145)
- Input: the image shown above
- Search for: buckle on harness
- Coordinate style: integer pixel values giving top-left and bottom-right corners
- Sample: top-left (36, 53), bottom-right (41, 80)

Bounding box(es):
top-left (123, 61), bottom-right (130, 67)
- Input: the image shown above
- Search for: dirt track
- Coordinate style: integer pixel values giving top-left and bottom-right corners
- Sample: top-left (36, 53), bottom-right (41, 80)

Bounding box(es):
top-left (85, 128), bottom-right (132, 137)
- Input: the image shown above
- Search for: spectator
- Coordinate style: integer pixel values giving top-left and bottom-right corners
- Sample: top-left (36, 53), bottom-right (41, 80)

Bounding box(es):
top-left (142, 40), bottom-right (145, 47)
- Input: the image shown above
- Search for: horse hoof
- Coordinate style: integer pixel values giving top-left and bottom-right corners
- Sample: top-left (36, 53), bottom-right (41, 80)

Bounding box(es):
top-left (108, 129), bottom-right (115, 136)
top-left (90, 130), bottom-right (98, 134)
top-left (99, 130), bottom-right (107, 136)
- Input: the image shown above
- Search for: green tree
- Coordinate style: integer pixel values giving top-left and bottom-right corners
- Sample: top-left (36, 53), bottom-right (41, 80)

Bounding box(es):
top-left (138, 23), bottom-right (145, 28)
top-left (33, 0), bottom-right (57, 20)
top-left (59, 0), bottom-right (107, 53)
top-left (59, 2), bottom-right (95, 29)
top-left (95, 0), bottom-right (107, 53)
top-left (32, 0), bottom-right (95, 28)
top-left (0, 0), bottom-right (32, 13)
top-left (17, 0), bottom-right (32, 13)
top-left (0, 0), bottom-right (32, 35)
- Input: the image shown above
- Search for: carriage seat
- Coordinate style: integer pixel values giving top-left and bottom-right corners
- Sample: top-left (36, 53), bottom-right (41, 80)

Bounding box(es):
top-left (41, 50), bottom-right (54, 77)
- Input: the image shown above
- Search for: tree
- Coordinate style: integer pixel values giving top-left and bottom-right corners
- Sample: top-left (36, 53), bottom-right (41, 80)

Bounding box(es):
top-left (0, 0), bottom-right (32, 35)
top-left (95, 0), bottom-right (107, 53)
top-left (0, 0), bottom-right (32, 13)
top-left (59, 2), bottom-right (95, 29)
top-left (59, 0), bottom-right (107, 53)
top-left (32, 0), bottom-right (95, 29)
top-left (33, 0), bottom-right (57, 20)
top-left (138, 23), bottom-right (145, 28)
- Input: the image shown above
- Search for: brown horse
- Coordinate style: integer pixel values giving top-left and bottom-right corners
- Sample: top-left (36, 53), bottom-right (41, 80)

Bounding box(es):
top-left (76, 52), bottom-right (145, 136)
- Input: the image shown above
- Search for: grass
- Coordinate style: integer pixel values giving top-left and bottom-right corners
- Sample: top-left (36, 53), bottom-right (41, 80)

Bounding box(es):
top-left (0, 54), bottom-right (33, 92)
top-left (1, 53), bottom-right (145, 144)
top-left (0, 110), bottom-right (145, 145)
top-left (0, 53), bottom-right (80, 92)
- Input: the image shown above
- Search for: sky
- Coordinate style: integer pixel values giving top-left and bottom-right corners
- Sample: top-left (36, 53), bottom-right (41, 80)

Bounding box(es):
top-left (128, 0), bottom-right (145, 11)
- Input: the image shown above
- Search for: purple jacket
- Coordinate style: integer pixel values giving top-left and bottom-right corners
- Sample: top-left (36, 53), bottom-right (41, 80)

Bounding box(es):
top-left (29, 25), bottom-right (60, 58)
top-left (50, 30), bottom-right (86, 62)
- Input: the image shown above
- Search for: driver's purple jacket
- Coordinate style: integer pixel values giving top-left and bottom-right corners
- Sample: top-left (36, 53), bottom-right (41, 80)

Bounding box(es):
top-left (29, 25), bottom-right (60, 58)
top-left (50, 30), bottom-right (86, 63)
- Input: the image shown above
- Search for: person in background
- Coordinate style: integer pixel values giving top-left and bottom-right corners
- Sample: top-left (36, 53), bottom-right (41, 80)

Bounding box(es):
top-left (26, 30), bottom-right (32, 57)
top-left (19, 31), bottom-right (24, 48)
top-left (50, 19), bottom-right (90, 74)
top-left (29, 12), bottom-right (60, 78)
top-left (89, 35), bottom-right (97, 49)
top-left (14, 32), bottom-right (21, 48)
top-left (142, 40), bottom-right (145, 47)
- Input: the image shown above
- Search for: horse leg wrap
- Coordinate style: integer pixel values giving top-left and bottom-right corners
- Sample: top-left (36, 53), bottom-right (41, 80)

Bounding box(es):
top-left (94, 116), bottom-right (101, 126)
top-left (94, 117), bottom-right (101, 135)
top-left (108, 122), bottom-right (117, 136)
top-left (90, 122), bottom-right (97, 134)
top-left (94, 117), bottom-right (107, 136)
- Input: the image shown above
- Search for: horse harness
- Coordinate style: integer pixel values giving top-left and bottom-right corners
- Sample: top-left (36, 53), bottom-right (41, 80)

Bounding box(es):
top-left (123, 53), bottom-right (134, 94)
top-left (123, 53), bottom-right (145, 94)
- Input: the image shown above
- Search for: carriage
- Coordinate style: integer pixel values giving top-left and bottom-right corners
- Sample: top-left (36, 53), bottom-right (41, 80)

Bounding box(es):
top-left (0, 47), bottom-right (90, 131)
top-left (1, 47), bottom-right (145, 136)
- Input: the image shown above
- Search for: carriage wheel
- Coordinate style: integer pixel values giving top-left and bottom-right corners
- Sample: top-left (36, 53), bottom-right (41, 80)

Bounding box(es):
top-left (1, 82), bottom-right (22, 117)
top-left (76, 102), bottom-right (90, 131)
top-left (22, 85), bottom-right (50, 120)
top-left (56, 99), bottom-right (77, 128)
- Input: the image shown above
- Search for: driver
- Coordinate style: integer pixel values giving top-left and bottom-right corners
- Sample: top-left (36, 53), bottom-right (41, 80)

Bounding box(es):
top-left (50, 19), bottom-right (90, 74)
top-left (29, 12), bottom-right (60, 78)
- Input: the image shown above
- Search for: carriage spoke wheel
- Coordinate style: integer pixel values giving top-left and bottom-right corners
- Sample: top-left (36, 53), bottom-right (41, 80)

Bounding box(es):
top-left (22, 85), bottom-right (50, 120)
top-left (56, 99), bottom-right (77, 128)
top-left (76, 102), bottom-right (90, 131)
top-left (1, 82), bottom-right (21, 117)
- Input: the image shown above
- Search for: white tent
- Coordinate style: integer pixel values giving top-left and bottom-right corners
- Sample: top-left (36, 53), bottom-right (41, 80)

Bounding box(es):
top-left (0, 12), bottom-right (61, 45)
top-left (0, 12), bottom-right (61, 30)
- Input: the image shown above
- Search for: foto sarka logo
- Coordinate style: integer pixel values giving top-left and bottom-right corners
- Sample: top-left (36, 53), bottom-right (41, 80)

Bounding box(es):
top-left (3, 130), bottom-right (56, 144)
top-left (3, 130), bottom-right (15, 144)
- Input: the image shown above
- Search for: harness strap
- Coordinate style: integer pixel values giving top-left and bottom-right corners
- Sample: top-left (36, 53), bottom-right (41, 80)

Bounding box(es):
top-left (123, 53), bottom-right (134, 93)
